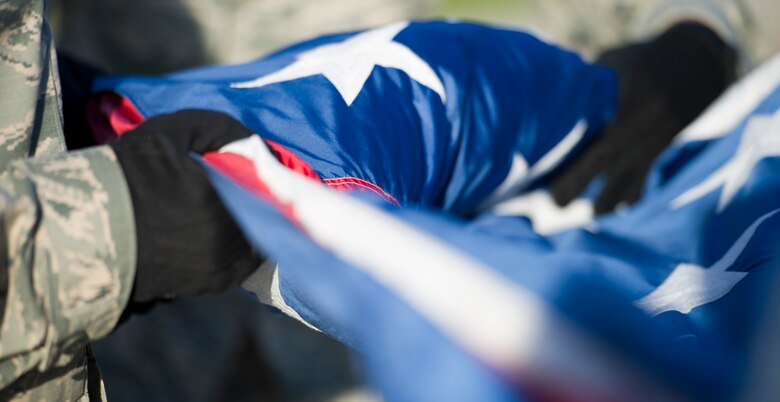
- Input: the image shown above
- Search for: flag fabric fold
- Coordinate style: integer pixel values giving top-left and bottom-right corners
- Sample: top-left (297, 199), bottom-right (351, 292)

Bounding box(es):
top-left (92, 21), bottom-right (780, 401)
top-left (93, 20), bottom-right (616, 215)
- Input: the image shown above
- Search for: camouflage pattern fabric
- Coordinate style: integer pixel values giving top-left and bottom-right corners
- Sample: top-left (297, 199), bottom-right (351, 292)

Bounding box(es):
top-left (0, 0), bottom-right (66, 168)
top-left (0, 1), bottom-right (137, 400)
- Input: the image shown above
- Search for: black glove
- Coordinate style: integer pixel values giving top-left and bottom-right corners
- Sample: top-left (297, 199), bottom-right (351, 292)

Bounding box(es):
top-left (550, 23), bottom-right (737, 214)
top-left (110, 110), bottom-right (263, 303)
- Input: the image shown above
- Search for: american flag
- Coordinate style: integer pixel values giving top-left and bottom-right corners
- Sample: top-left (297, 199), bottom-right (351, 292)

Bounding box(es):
top-left (95, 21), bottom-right (780, 401)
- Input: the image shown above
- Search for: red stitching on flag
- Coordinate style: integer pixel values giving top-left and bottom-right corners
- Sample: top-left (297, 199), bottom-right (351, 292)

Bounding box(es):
top-left (323, 177), bottom-right (400, 206)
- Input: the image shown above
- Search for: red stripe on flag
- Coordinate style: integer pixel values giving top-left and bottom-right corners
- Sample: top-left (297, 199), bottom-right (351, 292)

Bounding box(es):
top-left (87, 92), bottom-right (146, 143)
top-left (202, 152), bottom-right (301, 227)
top-left (264, 140), bottom-right (321, 181)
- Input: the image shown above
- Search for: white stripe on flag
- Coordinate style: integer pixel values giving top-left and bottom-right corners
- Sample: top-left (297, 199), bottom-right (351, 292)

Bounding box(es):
top-left (219, 136), bottom-right (681, 401)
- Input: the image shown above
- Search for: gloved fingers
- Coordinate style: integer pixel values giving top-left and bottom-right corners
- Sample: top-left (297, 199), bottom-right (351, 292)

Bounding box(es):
top-left (174, 110), bottom-right (256, 153)
top-left (549, 164), bottom-right (594, 207)
top-left (178, 234), bottom-right (262, 298)
top-left (110, 109), bottom-right (265, 305)
top-left (593, 163), bottom-right (641, 214)
top-left (549, 127), bottom-right (617, 206)
top-left (593, 141), bottom-right (661, 214)
top-left (122, 109), bottom-right (256, 155)
top-left (215, 246), bottom-right (265, 291)
top-left (552, 22), bottom-right (736, 215)
top-left (130, 219), bottom-right (261, 303)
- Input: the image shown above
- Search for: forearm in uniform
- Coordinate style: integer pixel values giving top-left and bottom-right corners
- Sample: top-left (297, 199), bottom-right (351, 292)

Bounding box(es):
top-left (0, 145), bottom-right (136, 390)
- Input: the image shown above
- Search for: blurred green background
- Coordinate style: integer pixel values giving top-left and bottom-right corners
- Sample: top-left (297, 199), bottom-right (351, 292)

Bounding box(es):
top-left (437, 0), bottom-right (533, 24)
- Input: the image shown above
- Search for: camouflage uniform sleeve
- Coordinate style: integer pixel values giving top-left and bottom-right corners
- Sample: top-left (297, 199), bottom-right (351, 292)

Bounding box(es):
top-left (0, 0), bottom-right (68, 170)
top-left (0, 145), bottom-right (137, 391)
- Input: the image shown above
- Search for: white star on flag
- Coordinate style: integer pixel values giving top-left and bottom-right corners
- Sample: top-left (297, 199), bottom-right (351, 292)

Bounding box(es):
top-left (231, 21), bottom-right (446, 106)
top-left (671, 110), bottom-right (780, 212)
top-left (635, 208), bottom-right (779, 316)
top-left (480, 120), bottom-right (589, 211)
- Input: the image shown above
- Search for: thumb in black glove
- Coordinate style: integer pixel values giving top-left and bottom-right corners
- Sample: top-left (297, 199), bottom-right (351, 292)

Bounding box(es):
top-left (110, 109), bottom-right (263, 304)
top-left (550, 22), bottom-right (737, 214)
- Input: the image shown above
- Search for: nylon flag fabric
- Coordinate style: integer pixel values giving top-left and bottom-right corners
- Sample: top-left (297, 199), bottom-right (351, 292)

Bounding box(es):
top-left (93, 20), bottom-right (616, 215)
top-left (92, 21), bottom-right (780, 401)
top-left (201, 55), bottom-right (780, 401)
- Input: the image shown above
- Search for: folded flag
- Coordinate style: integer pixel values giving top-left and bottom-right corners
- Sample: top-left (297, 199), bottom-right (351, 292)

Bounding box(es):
top-left (202, 54), bottom-right (780, 401)
top-left (92, 20), bottom-right (780, 401)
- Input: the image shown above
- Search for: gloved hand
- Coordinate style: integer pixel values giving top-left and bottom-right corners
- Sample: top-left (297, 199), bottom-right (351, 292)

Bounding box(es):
top-left (550, 23), bottom-right (737, 214)
top-left (110, 110), bottom-right (263, 303)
